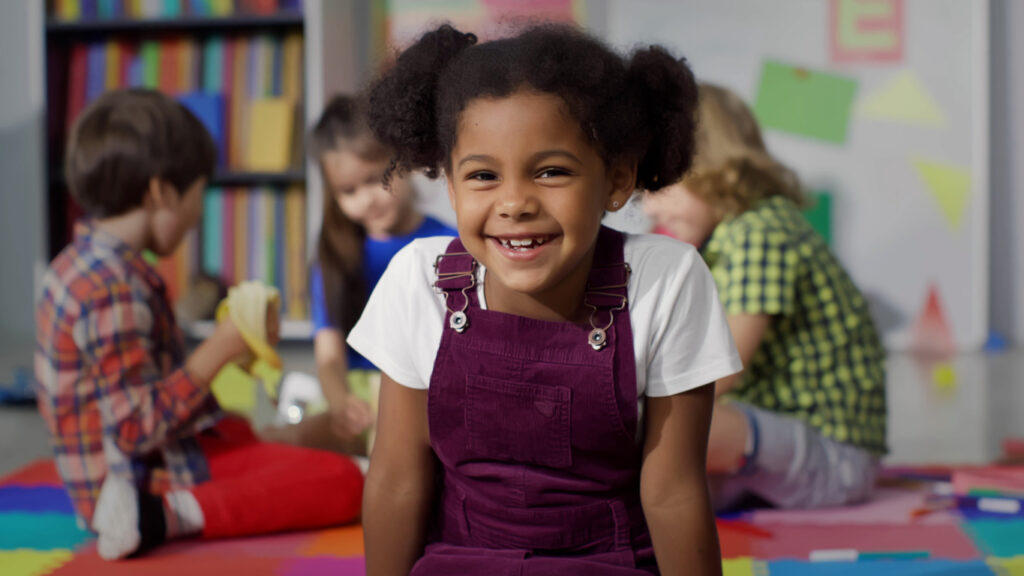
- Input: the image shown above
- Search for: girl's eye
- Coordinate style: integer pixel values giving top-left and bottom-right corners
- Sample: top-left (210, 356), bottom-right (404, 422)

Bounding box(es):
top-left (537, 167), bottom-right (571, 179)
top-left (468, 171), bottom-right (497, 182)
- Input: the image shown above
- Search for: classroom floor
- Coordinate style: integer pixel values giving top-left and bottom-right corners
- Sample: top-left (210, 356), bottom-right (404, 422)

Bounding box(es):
top-left (2, 347), bottom-right (1024, 575)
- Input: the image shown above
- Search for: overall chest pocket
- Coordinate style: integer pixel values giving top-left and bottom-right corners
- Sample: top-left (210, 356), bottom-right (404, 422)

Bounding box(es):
top-left (464, 375), bottom-right (572, 469)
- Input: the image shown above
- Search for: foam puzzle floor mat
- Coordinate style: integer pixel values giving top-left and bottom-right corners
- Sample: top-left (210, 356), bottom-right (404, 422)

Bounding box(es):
top-left (2, 460), bottom-right (1023, 575)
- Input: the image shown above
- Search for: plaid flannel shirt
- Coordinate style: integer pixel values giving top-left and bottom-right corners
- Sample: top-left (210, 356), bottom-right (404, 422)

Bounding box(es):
top-left (35, 222), bottom-right (221, 527)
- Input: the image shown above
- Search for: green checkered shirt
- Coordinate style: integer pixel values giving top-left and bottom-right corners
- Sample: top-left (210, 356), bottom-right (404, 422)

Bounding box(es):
top-left (702, 196), bottom-right (887, 454)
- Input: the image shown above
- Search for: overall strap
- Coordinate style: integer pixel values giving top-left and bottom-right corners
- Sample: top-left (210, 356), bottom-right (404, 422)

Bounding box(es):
top-left (433, 238), bottom-right (477, 333)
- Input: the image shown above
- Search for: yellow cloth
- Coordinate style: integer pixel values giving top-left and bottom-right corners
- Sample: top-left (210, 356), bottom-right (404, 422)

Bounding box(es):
top-left (216, 281), bottom-right (282, 370)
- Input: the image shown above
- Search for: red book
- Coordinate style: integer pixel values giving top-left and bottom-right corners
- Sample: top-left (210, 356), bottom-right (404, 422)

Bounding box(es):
top-left (65, 43), bottom-right (89, 140)
top-left (158, 38), bottom-right (180, 95)
top-left (119, 40), bottom-right (138, 87)
top-left (220, 37), bottom-right (234, 169)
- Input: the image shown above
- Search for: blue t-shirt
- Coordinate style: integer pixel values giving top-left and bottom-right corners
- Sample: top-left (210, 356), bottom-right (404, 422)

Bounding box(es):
top-left (311, 216), bottom-right (456, 370)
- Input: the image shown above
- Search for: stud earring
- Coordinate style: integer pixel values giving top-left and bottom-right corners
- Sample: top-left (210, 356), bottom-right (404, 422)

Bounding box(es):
top-left (611, 200), bottom-right (620, 209)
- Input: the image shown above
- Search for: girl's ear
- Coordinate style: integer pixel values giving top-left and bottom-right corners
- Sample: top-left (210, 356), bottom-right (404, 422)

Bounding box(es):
top-left (605, 161), bottom-right (637, 212)
top-left (145, 177), bottom-right (166, 211)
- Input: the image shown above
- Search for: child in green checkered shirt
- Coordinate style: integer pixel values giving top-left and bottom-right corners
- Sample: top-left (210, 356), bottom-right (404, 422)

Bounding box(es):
top-left (644, 84), bottom-right (887, 510)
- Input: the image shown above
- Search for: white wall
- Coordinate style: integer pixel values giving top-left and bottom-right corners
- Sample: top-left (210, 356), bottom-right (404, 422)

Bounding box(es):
top-left (0, 0), bottom-right (45, 341)
top-left (990, 0), bottom-right (1024, 345)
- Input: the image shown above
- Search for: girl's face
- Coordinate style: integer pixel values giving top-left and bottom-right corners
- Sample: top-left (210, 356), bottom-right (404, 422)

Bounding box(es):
top-left (321, 149), bottom-right (415, 238)
top-left (447, 90), bottom-right (634, 318)
top-left (643, 182), bottom-right (719, 247)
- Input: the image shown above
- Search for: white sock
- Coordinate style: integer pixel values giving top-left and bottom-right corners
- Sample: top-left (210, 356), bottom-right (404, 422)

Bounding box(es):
top-left (163, 490), bottom-right (205, 538)
top-left (92, 475), bottom-right (141, 560)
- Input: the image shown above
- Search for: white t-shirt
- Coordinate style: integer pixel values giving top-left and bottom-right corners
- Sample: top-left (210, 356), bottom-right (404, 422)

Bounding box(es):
top-left (348, 233), bottom-right (742, 399)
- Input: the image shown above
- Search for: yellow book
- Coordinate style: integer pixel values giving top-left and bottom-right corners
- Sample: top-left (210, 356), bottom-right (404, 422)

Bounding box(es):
top-left (105, 42), bottom-right (121, 90)
top-left (58, 0), bottom-right (81, 21)
top-left (282, 33), bottom-right (303, 102)
top-left (210, 0), bottom-right (232, 16)
top-left (128, 0), bottom-right (142, 18)
top-left (285, 187), bottom-right (306, 320)
top-left (247, 98), bottom-right (294, 171)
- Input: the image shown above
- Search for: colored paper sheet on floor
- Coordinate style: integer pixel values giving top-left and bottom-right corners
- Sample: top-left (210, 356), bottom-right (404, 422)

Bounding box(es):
top-left (754, 60), bottom-right (858, 145)
top-left (148, 530), bottom-right (311, 559)
top-left (301, 524), bottom-right (365, 557)
top-left (49, 549), bottom-right (287, 576)
top-left (0, 486), bottom-right (75, 515)
top-left (766, 559), bottom-right (994, 575)
top-left (723, 557), bottom-right (759, 576)
top-left (963, 520), bottom-right (1024, 558)
top-left (0, 549), bottom-right (73, 576)
top-left (750, 487), bottom-right (955, 525)
top-left (0, 513), bottom-right (92, 551)
top-left (746, 523), bottom-right (980, 560)
top-left (954, 468), bottom-right (1024, 498)
top-left (281, 556), bottom-right (366, 576)
top-left (989, 556), bottom-right (1024, 576)
top-left (0, 461), bottom-right (62, 487)
top-left (857, 70), bottom-right (946, 127)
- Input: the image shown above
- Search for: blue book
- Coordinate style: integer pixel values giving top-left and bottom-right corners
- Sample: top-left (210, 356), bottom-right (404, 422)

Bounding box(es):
top-left (81, 0), bottom-right (98, 19)
top-left (85, 43), bottom-right (106, 103)
top-left (178, 92), bottom-right (225, 166)
top-left (203, 188), bottom-right (223, 277)
top-left (187, 0), bottom-right (207, 15)
top-left (128, 56), bottom-right (142, 87)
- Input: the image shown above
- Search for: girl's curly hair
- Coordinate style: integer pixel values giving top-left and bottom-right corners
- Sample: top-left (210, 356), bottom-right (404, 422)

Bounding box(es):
top-left (368, 23), bottom-right (699, 192)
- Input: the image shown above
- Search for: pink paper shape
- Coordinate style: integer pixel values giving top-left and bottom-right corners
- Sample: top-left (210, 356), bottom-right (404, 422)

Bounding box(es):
top-left (283, 556), bottom-right (366, 576)
top-left (748, 523), bottom-right (980, 560)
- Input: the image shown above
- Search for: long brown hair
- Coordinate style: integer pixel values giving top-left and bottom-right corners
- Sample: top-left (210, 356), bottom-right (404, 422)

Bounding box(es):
top-left (311, 95), bottom-right (390, 334)
top-left (683, 84), bottom-right (805, 217)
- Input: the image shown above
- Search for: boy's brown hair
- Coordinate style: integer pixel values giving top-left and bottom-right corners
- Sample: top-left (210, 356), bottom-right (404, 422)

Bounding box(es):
top-left (65, 88), bottom-right (217, 218)
top-left (684, 84), bottom-right (805, 217)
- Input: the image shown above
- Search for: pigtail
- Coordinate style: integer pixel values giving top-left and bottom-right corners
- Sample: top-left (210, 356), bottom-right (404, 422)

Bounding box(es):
top-left (626, 48), bottom-right (699, 191)
top-left (368, 25), bottom-right (477, 184)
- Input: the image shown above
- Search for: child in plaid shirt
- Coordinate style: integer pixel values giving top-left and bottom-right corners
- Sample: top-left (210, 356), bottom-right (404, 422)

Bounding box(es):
top-left (35, 89), bottom-right (363, 560)
top-left (644, 84), bottom-right (887, 510)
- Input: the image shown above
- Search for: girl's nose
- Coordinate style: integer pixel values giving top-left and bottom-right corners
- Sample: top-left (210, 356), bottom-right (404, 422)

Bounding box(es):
top-left (497, 179), bottom-right (538, 220)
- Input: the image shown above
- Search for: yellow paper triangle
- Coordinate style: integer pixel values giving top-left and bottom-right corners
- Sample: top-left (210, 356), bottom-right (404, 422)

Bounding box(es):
top-left (859, 71), bottom-right (947, 128)
top-left (989, 555), bottom-right (1024, 576)
top-left (912, 158), bottom-right (970, 230)
top-left (0, 549), bottom-right (73, 576)
top-left (723, 557), bottom-right (758, 576)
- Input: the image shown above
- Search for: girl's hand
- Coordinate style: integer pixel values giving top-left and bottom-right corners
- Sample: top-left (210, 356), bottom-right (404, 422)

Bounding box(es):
top-left (329, 393), bottom-right (374, 438)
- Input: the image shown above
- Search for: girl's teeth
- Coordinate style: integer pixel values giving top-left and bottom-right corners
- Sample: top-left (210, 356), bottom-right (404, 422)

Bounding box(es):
top-left (499, 237), bottom-right (547, 250)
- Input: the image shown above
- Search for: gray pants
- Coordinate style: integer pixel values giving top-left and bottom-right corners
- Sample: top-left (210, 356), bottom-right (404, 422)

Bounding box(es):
top-left (710, 402), bottom-right (881, 511)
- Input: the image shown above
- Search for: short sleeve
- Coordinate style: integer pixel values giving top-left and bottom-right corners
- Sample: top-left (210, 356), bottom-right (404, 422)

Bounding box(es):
top-left (347, 238), bottom-right (453, 390)
top-left (716, 226), bottom-right (799, 316)
top-left (632, 237), bottom-right (743, 398)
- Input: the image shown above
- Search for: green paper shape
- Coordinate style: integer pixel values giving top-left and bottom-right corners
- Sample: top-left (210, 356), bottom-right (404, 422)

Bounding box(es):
top-left (0, 513), bottom-right (92, 551)
top-left (754, 60), bottom-right (858, 145)
top-left (803, 191), bottom-right (833, 246)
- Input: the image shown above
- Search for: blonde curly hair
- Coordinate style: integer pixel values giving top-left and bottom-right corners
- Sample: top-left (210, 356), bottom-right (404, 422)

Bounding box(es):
top-left (683, 84), bottom-right (805, 216)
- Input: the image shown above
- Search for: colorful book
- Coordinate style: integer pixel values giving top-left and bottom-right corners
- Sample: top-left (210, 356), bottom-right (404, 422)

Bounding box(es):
top-left (57, 0), bottom-right (82, 21)
top-left (97, 0), bottom-right (117, 18)
top-left (284, 186), bottom-right (306, 319)
top-left (157, 38), bottom-right (178, 94)
top-left (202, 37), bottom-right (224, 93)
top-left (119, 41), bottom-right (138, 87)
top-left (140, 41), bottom-right (160, 89)
top-left (104, 42), bottom-right (122, 91)
top-left (178, 92), bottom-right (224, 162)
top-left (229, 37), bottom-right (249, 169)
top-left (162, 0), bottom-right (182, 17)
top-left (210, 0), bottom-right (232, 16)
top-left (281, 33), bottom-right (302, 102)
top-left (273, 191), bottom-right (287, 316)
top-left (202, 188), bottom-right (223, 278)
top-left (222, 188), bottom-right (236, 285)
top-left (247, 98), bottom-right (293, 171)
top-left (249, 187), bottom-right (264, 283)
top-left (86, 43), bottom-right (106, 102)
top-left (234, 190), bottom-right (249, 281)
top-left (66, 44), bottom-right (89, 135)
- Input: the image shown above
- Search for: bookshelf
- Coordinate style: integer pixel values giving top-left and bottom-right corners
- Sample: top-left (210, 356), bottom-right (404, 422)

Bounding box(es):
top-left (41, 0), bottom-right (340, 341)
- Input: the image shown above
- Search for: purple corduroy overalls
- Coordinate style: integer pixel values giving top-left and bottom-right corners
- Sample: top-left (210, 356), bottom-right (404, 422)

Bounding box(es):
top-left (413, 227), bottom-right (658, 575)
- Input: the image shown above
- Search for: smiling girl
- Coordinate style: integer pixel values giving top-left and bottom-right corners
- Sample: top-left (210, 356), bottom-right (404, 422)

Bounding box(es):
top-left (349, 25), bottom-right (742, 575)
